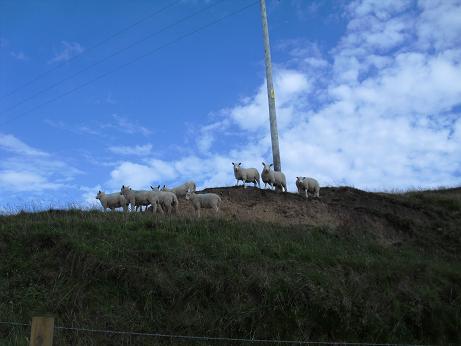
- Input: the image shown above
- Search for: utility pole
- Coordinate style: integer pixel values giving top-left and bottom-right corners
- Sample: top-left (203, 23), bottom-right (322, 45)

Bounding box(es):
top-left (259, 0), bottom-right (281, 172)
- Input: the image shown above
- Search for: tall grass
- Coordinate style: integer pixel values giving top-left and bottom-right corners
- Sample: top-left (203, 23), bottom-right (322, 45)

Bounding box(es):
top-left (0, 210), bottom-right (460, 345)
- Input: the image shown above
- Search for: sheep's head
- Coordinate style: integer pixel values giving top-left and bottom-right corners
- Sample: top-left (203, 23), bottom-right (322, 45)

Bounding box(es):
top-left (232, 162), bottom-right (242, 172)
top-left (185, 191), bottom-right (192, 200)
top-left (161, 185), bottom-right (167, 191)
top-left (120, 185), bottom-right (131, 195)
top-left (150, 185), bottom-right (160, 191)
top-left (262, 162), bottom-right (273, 173)
top-left (96, 190), bottom-right (103, 200)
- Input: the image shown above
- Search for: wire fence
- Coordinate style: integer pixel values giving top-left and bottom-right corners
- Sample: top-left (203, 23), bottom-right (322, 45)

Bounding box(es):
top-left (0, 321), bottom-right (430, 346)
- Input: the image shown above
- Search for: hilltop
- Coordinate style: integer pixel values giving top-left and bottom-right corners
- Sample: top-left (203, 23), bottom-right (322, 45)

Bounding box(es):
top-left (0, 186), bottom-right (460, 345)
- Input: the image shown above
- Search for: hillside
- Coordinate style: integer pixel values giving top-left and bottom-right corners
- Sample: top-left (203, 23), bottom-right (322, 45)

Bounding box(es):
top-left (0, 186), bottom-right (460, 345)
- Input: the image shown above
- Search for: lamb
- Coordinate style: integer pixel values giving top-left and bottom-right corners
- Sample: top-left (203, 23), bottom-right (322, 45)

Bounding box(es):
top-left (232, 162), bottom-right (260, 188)
top-left (185, 191), bottom-right (221, 218)
top-left (261, 162), bottom-right (287, 192)
top-left (161, 181), bottom-right (196, 197)
top-left (150, 186), bottom-right (179, 214)
top-left (296, 177), bottom-right (320, 199)
top-left (96, 190), bottom-right (129, 212)
top-left (120, 185), bottom-right (159, 213)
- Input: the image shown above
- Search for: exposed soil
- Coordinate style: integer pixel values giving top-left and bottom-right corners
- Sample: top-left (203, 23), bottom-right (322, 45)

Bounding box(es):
top-left (165, 186), bottom-right (461, 249)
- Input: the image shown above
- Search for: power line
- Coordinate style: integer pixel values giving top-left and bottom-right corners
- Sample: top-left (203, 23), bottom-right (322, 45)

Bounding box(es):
top-left (0, 0), bottom-right (225, 115)
top-left (0, 0), bottom-right (182, 101)
top-left (0, 1), bottom-right (259, 128)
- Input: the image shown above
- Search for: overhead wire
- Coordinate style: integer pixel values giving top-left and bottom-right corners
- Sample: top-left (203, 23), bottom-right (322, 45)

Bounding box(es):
top-left (0, 1), bottom-right (259, 127)
top-left (0, 0), bottom-right (225, 115)
top-left (0, 0), bottom-right (182, 101)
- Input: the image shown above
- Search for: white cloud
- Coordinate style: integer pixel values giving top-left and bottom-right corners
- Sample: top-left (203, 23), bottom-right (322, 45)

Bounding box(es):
top-left (0, 171), bottom-right (63, 192)
top-left (48, 41), bottom-right (84, 64)
top-left (0, 133), bottom-right (49, 156)
top-left (103, 114), bottom-right (151, 136)
top-left (104, 0), bottom-right (461, 192)
top-left (224, 69), bottom-right (310, 132)
top-left (0, 133), bottom-right (82, 196)
top-left (79, 185), bottom-right (102, 207)
top-left (108, 144), bottom-right (152, 156)
top-left (416, 0), bottom-right (461, 50)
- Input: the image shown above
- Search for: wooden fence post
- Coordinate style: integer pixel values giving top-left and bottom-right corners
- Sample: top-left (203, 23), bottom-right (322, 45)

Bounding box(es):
top-left (30, 316), bottom-right (54, 346)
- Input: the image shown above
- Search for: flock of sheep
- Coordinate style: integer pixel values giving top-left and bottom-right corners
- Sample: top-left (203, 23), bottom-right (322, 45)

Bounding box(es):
top-left (96, 162), bottom-right (320, 217)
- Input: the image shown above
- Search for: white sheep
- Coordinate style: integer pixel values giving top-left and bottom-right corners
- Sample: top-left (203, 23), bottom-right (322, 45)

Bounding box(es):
top-left (96, 190), bottom-right (129, 212)
top-left (296, 177), bottom-right (320, 199)
top-left (261, 162), bottom-right (287, 192)
top-left (150, 186), bottom-right (179, 214)
top-left (232, 162), bottom-right (260, 188)
top-left (120, 185), bottom-right (159, 213)
top-left (161, 181), bottom-right (196, 197)
top-left (185, 191), bottom-right (221, 218)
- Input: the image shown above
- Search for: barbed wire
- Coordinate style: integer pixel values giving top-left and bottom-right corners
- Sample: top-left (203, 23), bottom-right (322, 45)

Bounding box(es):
top-left (0, 321), bottom-right (430, 346)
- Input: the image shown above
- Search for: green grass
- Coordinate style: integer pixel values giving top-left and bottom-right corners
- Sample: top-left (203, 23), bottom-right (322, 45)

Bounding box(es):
top-left (0, 210), bottom-right (460, 345)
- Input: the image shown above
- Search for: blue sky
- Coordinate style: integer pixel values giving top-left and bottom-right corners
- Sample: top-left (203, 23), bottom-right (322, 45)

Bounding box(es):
top-left (1, 0), bottom-right (461, 210)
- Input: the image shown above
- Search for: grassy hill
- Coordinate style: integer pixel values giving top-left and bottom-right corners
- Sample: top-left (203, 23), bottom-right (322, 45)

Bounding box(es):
top-left (0, 186), bottom-right (460, 345)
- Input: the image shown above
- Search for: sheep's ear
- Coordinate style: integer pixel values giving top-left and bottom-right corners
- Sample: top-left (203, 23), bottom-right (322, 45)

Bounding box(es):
top-left (157, 185), bottom-right (160, 189)
top-left (122, 185), bottom-right (124, 188)
top-left (163, 185), bottom-right (166, 188)
top-left (232, 162), bottom-right (235, 165)
top-left (270, 163), bottom-right (273, 167)
top-left (262, 162), bottom-right (265, 166)
top-left (238, 162), bottom-right (242, 166)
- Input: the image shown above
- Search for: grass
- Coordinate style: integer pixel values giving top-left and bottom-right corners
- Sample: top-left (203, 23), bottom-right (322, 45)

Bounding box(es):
top-left (0, 209), bottom-right (460, 345)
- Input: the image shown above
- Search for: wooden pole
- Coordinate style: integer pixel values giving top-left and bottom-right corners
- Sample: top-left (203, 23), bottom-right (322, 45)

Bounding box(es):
top-left (30, 316), bottom-right (54, 346)
top-left (259, 0), bottom-right (281, 172)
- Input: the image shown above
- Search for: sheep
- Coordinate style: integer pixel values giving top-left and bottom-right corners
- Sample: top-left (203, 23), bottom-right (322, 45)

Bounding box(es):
top-left (160, 181), bottom-right (196, 197)
top-left (185, 191), bottom-right (221, 218)
top-left (120, 185), bottom-right (159, 213)
top-left (150, 186), bottom-right (179, 214)
top-left (261, 162), bottom-right (287, 192)
top-left (296, 177), bottom-right (320, 199)
top-left (232, 162), bottom-right (260, 188)
top-left (96, 190), bottom-right (129, 212)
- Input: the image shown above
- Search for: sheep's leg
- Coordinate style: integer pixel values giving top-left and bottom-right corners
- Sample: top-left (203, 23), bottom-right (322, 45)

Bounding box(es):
top-left (305, 189), bottom-right (309, 199)
top-left (196, 208), bottom-right (201, 218)
top-left (235, 179), bottom-right (239, 186)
